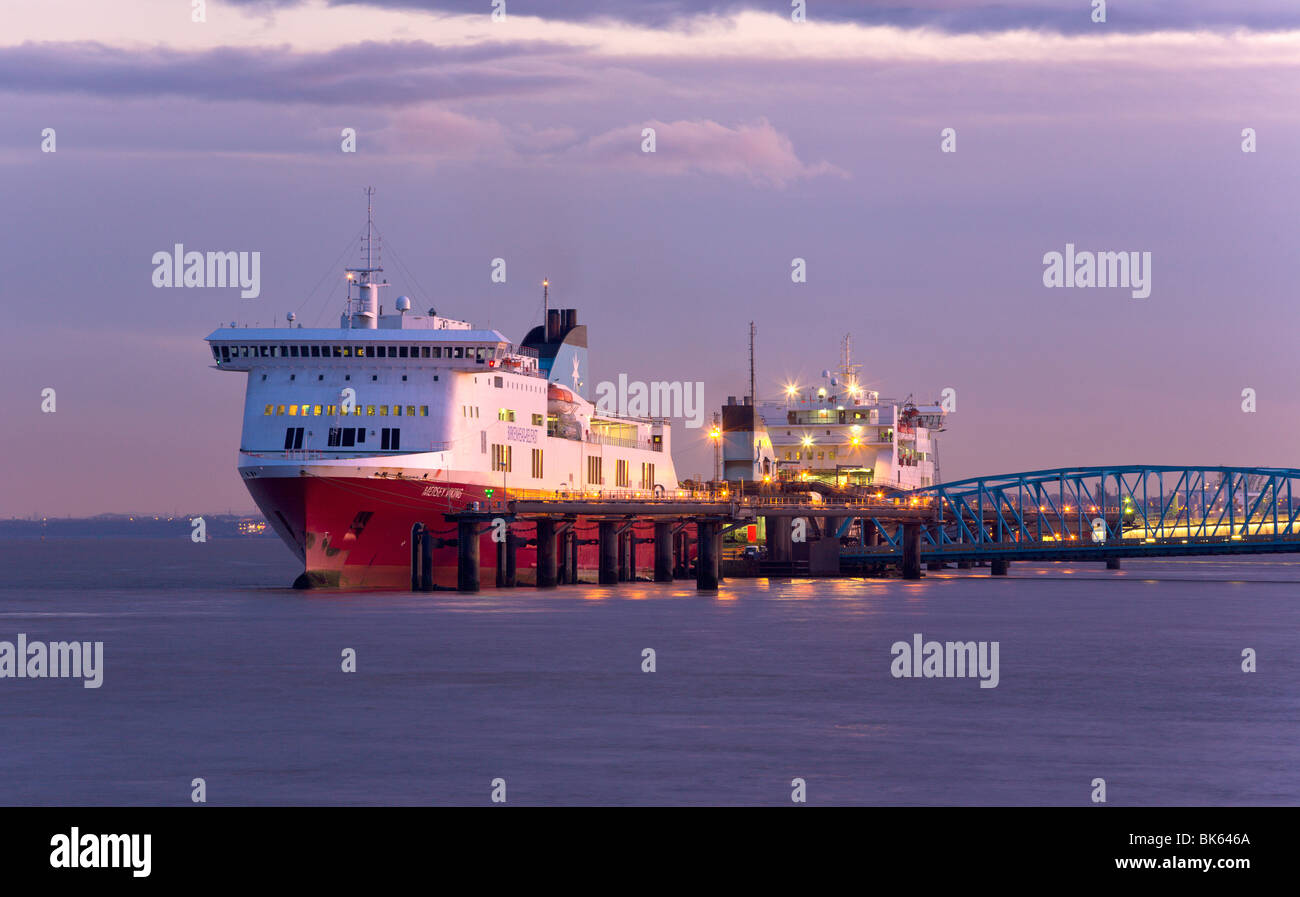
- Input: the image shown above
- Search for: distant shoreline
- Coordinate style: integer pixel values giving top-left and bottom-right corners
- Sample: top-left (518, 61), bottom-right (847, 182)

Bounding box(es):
top-left (0, 515), bottom-right (274, 540)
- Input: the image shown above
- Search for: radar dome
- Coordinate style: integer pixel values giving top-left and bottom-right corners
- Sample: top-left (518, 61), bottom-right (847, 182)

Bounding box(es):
top-left (395, 296), bottom-right (411, 312)
top-left (286, 312), bottom-right (296, 323)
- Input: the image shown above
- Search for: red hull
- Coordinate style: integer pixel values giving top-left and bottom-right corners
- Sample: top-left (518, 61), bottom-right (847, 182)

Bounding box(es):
top-left (246, 475), bottom-right (672, 589)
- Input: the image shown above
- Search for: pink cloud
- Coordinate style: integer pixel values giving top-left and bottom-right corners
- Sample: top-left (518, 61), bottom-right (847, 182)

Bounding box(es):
top-left (574, 118), bottom-right (846, 187)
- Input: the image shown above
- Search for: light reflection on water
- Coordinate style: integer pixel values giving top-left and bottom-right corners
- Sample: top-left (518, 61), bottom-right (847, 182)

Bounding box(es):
top-left (0, 539), bottom-right (1297, 806)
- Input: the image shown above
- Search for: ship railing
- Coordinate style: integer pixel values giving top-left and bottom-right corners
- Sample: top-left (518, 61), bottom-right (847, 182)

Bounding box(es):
top-left (240, 446), bottom-right (455, 461)
top-left (584, 432), bottom-right (664, 452)
top-left (524, 488), bottom-right (732, 503)
top-left (734, 494), bottom-right (917, 509)
top-left (500, 490), bottom-right (927, 508)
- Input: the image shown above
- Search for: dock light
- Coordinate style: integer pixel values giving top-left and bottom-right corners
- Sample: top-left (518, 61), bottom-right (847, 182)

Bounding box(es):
top-left (346, 273), bottom-right (354, 280)
top-left (709, 427), bottom-right (721, 440)
top-left (542, 279), bottom-right (549, 287)
top-left (785, 383), bottom-right (799, 397)
top-left (801, 435), bottom-right (814, 448)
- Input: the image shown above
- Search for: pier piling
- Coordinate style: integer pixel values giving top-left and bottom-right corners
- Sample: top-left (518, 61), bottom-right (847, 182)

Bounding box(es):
top-left (410, 523), bottom-right (424, 591)
top-left (901, 523), bottom-right (922, 580)
top-left (598, 520), bottom-right (618, 585)
top-left (654, 521), bottom-right (673, 582)
top-left (420, 526), bottom-right (434, 592)
top-left (766, 514), bottom-right (792, 563)
top-left (863, 519), bottom-right (879, 547)
top-left (696, 519), bottom-right (720, 591)
top-left (456, 519), bottom-right (480, 592)
top-left (536, 519), bottom-right (558, 588)
top-left (457, 521), bottom-right (480, 592)
top-left (497, 532), bottom-right (517, 588)
top-left (617, 528), bottom-right (629, 582)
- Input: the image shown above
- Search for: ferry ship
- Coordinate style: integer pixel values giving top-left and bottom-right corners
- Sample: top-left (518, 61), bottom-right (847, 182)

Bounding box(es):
top-left (720, 336), bottom-right (946, 493)
top-left (206, 193), bottom-right (679, 588)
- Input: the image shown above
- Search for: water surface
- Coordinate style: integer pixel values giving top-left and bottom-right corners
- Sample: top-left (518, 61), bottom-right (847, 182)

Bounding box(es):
top-left (0, 538), bottom-right (1295, 805)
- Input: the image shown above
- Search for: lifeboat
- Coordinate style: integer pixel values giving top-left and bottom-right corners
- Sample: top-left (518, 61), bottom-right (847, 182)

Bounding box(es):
top-left (548, 382), bottom-right (578, 410)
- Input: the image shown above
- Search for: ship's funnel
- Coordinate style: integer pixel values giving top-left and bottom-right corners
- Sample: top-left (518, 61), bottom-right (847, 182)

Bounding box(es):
top-left (521, 306), bottom-right (590, 400)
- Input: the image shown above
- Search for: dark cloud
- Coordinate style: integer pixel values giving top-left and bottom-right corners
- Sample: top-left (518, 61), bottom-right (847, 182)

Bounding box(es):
top-left (224, 0), bottom-right (1300, 33)
top-left (0, 39), bottom-right (581, 105)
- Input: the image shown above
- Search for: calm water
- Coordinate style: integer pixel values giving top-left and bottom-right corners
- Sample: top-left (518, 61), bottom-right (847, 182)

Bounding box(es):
top-left (0, 537), bottom-right (1296, 806)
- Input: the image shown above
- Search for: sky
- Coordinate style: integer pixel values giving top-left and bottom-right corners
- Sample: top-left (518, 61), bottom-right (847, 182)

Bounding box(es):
top-left (2, 0), bottom-right (1298, 515)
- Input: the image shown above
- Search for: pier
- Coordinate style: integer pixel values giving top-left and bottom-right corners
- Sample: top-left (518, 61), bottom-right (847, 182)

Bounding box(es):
top-left (416, 466), bottom-right (1300, 592)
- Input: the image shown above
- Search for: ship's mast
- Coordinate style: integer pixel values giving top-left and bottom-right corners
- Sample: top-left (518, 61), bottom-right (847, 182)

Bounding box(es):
top-left (344, 187), bottom-right (385, 329)
top-left (748, 321), bottom-right (756, 407)
top-left (839, 332), bottom-right (862, 395)
top-left (365, 186), bottom-right (375, 273)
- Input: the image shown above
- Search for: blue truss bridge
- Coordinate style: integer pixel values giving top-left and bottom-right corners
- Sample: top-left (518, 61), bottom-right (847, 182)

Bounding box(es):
top-left (838, 466), bottom-right (1300, 576)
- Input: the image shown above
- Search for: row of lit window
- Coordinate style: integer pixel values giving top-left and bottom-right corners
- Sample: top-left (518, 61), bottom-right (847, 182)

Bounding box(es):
top-left (491, 446), bottom-right (549, 478)
top-left (585, 456), bottom-right (656, 487)
top-left (495, 409), bottom-right (546, 426)
top-left (216, 344), bottom-right (495, 362)
top-left (264, 404), bottom-right (429, 417)
top-left (786, 450), bottom-right (838, 461)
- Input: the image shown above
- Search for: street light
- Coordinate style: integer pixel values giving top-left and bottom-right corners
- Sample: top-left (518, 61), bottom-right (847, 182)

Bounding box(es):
top-left (708, 415), bottom-right (722, 483)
